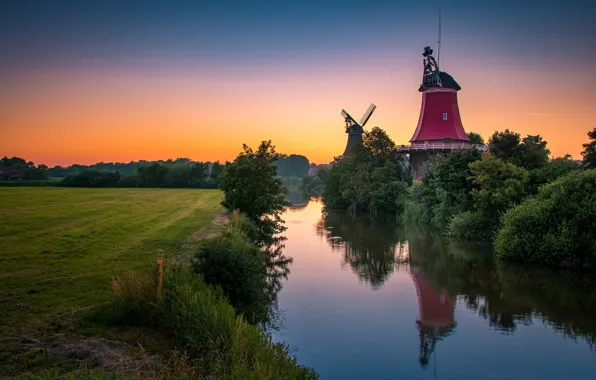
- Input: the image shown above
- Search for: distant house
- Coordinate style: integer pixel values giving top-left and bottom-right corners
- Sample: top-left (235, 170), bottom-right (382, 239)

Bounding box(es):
top-left (0, 167), bottom-right (24, 181)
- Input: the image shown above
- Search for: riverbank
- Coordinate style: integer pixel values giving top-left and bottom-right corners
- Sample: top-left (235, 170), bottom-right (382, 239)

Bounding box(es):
top-left (1, 187), bottom-right (317, 378)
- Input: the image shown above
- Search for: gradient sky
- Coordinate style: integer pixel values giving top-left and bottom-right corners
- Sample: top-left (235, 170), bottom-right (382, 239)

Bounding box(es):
top-left (1, 0), bottom-right (595, 166)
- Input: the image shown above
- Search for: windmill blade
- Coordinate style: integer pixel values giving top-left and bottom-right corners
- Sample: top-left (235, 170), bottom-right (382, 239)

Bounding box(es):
top-left (359, 103), bottom-right (377, 126)
top-left (341, 109), bottom-right (357, 125)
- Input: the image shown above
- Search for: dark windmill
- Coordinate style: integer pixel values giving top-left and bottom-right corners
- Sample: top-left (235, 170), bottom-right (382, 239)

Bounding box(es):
top-left (341, 103), bottom-right (377, 155)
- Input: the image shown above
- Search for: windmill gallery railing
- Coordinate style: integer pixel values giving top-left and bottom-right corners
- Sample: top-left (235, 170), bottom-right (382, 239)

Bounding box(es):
top-left (397, 142), bottom-right (488, 152)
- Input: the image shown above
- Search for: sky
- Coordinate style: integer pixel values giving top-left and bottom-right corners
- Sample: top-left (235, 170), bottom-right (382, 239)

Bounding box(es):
top-left (1, 0), bottom-right (595, 166)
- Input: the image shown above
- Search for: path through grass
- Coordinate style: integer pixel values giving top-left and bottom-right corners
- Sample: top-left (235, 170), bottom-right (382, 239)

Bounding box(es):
top-left (0, 188), bottom-right (223, 334)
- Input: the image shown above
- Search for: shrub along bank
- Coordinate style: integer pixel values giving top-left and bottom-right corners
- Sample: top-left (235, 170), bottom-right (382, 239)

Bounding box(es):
top-left (92, 213), bottom-right (315, 379)
top-left (495, 170), bottom-right (596, 271)
top-left (95, 265), bottom-right (316, 379)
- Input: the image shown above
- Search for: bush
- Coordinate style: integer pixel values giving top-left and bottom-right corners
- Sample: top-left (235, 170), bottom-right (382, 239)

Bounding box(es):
top-left (446, 211), bottom-right (496, 242)
top-left (495, 170), bottom-right (596, 271)
top-left (93, 266), bottom-right (317, 379)
top-left (192, 227), bottom-right (270, 325)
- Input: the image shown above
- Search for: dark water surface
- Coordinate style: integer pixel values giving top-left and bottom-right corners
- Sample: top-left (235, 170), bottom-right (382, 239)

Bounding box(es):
top-left (272, 200), bottom-right (596, 380)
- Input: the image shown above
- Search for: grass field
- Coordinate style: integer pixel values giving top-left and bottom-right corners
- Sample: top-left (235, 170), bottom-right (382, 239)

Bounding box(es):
top-left (0, 187), bottom-right (223, 334)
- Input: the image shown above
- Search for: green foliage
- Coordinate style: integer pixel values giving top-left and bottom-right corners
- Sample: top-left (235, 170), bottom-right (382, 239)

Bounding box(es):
top-left (495, 170), bottom-right (596, 271)
top-left (45, 157), bottom-right (219, 178)
top-left (1, 156), bottom-right (48, 181)
top-left (193, 224), bottom-right (270, 325)
top-left (321, 127), bottom-right (409, 219)
top-left (446, 210), bottom-right (496, 242)
top-left (408, 149), bottom-right (482, 230)
top-left (95, 266), bottom-right (317, 379)
top-left (445, 155), bottom-right (528, 241)
top-left (488, 130), bottom-right (550, 170)
top-left (297, 175), bottom-right (324, 197)
top-left (363, 127), bottom-right (400, 166)
top-left (524, 155), bottom-right (580, 194)
top-left (61, 170), bottom-right (122, 187)
top-left (275, 154), bottom-right (310, 178)
top-left (581, 127), bottom-right (596, 169)
top-left (467, 132), bottom-right (485, 145)
top-left (488, 129), bottom-right (521, 162)
top-left (209, 161), bottom-right (224, 183)
top-left (220, 141), bottom-right (290, 241)
top-left (518, 134), bottom-right (550, 170)
top-left (1, 156), bottom-right (30, 168)
top-left (23, 164), bottom-right (49, 180)
top-left (469, 155), bottom-right (528, 217)
top-left (58, 162), bottom-right (218, 188)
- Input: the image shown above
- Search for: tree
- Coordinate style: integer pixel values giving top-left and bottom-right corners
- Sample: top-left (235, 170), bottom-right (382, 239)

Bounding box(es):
top-left (320, 127), bottom-right (408, 218)
top-left (163, 165), bottom-right (192, 187)
top-left (190, 162), bottom-right (209, 187)
top-left (137, 163), bottom-right (169, 187)
top-left (209, 161), bottom-right (224, 186)
top-left (274, 154), bottom-right (310, 178)
top-left (23, 164), bottom-right (50, 180)
top-left (524, 154), bottom-right (580, 194)
top-left (219, 141), bottom-right (290, 243)
top-left (363, 127), bottom-right (400, 165)
top-left (488, 129), bottom-right (521, 163)
top-left (581, 127), bottom-right (596, 169)
top-left (467, 132), bottom-right (485, 145)
top-left (488, 130), bottom-right (550, 170)
top-left (518, 134), bottom-right (550, 170)
top-left (469, 155), bottom-right (528, 217)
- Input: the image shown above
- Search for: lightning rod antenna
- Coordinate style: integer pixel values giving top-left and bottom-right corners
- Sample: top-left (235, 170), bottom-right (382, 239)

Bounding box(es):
top-left (437, 4), bottom-right (442, 68)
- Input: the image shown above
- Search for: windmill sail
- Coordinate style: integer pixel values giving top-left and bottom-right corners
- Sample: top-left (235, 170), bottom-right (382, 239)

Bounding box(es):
top-left (359, 103), bottom-right (377, 126)
top-left (341, 109), bottom-right (357, 126)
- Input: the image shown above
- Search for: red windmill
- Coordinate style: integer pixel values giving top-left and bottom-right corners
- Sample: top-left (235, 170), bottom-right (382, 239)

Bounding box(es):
top-left (399, 46), bottom-right (487, 178)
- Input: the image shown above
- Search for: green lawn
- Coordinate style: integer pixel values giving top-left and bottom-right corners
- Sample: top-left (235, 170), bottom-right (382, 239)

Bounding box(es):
top-left (0, 188), bottom-right (223, 334)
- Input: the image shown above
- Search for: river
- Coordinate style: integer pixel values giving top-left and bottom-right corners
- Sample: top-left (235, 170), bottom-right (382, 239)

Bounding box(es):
top-left (271, 199), bottom-right (596, 380)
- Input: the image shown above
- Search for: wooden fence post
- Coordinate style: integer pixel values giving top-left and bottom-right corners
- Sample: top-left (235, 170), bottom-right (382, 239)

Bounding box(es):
top-left (156, 249), bottom-right (164, 297)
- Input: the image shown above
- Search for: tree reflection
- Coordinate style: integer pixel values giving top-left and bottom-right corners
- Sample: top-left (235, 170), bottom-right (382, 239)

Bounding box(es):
top-left (315, 211), bottom-right (596, 362)
top-left (316, 209), bottom-right (408, 289)
top-left (261, 242), bottom-right (292, 332)
top-left (407, 228), bottom-right (596, 347)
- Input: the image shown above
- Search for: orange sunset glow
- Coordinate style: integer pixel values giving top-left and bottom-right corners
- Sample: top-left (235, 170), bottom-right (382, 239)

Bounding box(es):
top-left (1, 2), bottom-right (595, 166)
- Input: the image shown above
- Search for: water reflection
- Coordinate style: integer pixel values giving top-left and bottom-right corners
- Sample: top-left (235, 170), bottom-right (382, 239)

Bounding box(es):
top-left (411, 266), bottom-right (456, 367)
top-left (318, 208), bottom-right (596, 350)
top-left (316, 210), bottom-right (408, 289)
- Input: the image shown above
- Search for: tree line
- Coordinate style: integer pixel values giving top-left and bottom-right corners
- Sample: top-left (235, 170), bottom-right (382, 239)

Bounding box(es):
top-left (1, 154), bottom-right (315, 188)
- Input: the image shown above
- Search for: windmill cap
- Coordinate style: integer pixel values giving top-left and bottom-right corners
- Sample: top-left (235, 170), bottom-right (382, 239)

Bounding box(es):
top-left (419, 71), bottom-right (462, 92)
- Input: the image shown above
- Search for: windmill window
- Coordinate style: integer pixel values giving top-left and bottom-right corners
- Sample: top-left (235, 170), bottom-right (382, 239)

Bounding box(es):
top-left (442, 113), bottom-right (448, 120)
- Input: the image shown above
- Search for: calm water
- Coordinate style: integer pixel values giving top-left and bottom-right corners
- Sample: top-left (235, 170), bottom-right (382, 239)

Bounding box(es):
top-left (272, 200), bottom-right (596, 380)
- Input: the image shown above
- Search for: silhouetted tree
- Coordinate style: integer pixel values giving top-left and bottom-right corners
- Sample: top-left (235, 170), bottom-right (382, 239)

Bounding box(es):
top-left (274, 155), bottom-right (310, 178)
top-left (581, 127), bottom-right (596, 169)
top-left (467, 132), bottom-right (485, 145)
